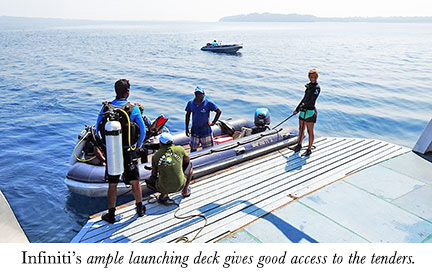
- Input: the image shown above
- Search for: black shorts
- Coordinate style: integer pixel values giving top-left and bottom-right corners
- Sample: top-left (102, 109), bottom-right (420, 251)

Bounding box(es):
top-left (106, 149), bottom-right (139, 184)
top-left (299, 109), bottom-right (317, 123)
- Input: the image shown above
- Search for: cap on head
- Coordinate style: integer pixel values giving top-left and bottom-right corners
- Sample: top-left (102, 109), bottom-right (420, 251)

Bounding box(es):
top-left (159, 132), bottom-right (173, 144)
top-left (195, 86), bottom-right (205, 95)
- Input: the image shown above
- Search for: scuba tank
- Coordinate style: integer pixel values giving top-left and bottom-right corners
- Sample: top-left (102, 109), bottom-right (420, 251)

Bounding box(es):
top-left (105, 120), bottom-right (124, 176)
top-left (99, 101), bottom-right (138, 176)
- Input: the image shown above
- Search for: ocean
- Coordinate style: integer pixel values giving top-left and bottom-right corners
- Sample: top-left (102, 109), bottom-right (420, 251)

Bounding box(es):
top-left (0, 19), bottom-right (431, 242)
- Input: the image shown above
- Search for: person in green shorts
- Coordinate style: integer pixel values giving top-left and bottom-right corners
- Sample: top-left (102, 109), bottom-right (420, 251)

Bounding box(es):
top-left (148, 132), bottom-right (193, 203)
top-left (291, 69), bottom-right (321, 156)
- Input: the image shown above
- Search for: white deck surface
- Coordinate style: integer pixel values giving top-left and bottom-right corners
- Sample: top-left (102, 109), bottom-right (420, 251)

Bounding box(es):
top-left (221, 151), bottom-right (432, 243)
top-left (0, 191), bottom-right (29, 243)
top-left (72, 137), bottom-right (415, 243)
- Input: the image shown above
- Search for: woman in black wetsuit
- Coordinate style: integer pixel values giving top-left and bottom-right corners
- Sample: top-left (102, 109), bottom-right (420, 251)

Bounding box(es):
top-left (291, 69), bottom-right (320, 156)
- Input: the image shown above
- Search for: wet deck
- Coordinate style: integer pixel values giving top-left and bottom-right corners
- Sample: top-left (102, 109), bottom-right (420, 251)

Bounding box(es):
top-left (72, 137), bottom-right (416, 243)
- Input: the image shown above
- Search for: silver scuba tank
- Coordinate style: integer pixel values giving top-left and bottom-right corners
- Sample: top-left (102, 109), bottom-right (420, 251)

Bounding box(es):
top-left (105, 120), bottom-right (124, 175)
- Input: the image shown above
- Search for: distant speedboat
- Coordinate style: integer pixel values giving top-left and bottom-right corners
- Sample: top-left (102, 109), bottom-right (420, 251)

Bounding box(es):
top-left (201, 43), bottom-right (243, 54)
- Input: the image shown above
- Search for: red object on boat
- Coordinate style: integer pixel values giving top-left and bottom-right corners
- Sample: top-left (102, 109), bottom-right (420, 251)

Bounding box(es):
top-left (214, 136), bottom-right (233, 144)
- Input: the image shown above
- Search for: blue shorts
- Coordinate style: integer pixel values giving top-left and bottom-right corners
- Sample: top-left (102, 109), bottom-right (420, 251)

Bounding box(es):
top-left (190, 134), bottom-right (214, 150)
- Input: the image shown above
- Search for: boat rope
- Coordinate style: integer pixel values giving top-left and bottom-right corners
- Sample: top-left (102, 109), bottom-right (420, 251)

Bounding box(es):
top-left (118, 187), bottom-right (208, 243)
top-left (144, 193), bottom-right (208, 243)
top-left (173, 203), bottom-right (208, 243)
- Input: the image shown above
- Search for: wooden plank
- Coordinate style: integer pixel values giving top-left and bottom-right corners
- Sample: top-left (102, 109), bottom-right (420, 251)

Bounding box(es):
top-left (75, 138), bottom-right (332, 242)
top-left (162, 142), bottom-right (408, 242)
top-left (72, 138), bottom-right (408, 243)
top-left (115, 139), bottom-right (381, 243)
top-left (78, 137), bottom-right (364, 241)
top-left (148, 139), bottom-right (390, 243)
top-left (195, 144), bottom-right (408, 242)
top-left (113, 139), bottom-right (361, 242)
top-left (289, 143), bottom-right (407, 198)
top-left (75, 137), bottom-right (348, 239)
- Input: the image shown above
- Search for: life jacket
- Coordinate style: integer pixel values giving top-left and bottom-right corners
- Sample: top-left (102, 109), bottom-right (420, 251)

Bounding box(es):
top-left (97, 101), bottom-right (140, 148)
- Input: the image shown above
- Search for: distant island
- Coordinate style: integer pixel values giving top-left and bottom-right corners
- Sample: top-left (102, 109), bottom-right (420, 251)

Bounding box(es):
top-left (219, 13), bottom-right (432, 23)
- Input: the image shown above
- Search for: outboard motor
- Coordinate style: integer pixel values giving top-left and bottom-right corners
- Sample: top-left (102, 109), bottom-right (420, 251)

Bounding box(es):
top-left (105, 120), bottom-right (124, 176)
top-left (253, 108), bottom-right (271, 133)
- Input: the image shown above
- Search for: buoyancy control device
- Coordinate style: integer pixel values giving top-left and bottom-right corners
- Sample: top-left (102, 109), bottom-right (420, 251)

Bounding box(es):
top-left (99, 101), bottom-right (136, 176)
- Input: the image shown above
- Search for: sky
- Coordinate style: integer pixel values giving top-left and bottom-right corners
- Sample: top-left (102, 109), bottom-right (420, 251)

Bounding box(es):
top-left (0, 0), bottom-right (431, 22)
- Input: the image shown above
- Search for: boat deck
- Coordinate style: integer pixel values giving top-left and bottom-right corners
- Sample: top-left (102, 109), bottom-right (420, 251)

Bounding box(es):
top-left (0, 191), bottom-right (29, 243)
top-left (72, 136), bottom-right (425, 243)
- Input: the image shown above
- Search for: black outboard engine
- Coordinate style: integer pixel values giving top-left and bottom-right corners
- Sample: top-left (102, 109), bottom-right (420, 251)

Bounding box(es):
top-left (252, 108), bottom-right (271, 134)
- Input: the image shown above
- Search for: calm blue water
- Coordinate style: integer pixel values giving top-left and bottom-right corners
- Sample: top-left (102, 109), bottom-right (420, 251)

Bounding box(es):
top-left (0, 20), bottom-right (431, 242)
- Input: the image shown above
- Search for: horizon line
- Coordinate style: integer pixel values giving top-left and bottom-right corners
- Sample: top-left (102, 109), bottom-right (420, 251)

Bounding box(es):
top-left (2, 13), bottom-right (432, 23)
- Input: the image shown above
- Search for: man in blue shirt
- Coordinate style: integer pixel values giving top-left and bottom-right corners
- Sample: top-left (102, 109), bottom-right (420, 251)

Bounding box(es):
top-left (185, 86), bottom-right (222, 152)
top-left (95, 79), bottom-right (146, 223)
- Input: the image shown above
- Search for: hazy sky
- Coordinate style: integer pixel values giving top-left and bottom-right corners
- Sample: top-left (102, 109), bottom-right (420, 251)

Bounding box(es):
top-left (1, 0), bottom-right (431, 21)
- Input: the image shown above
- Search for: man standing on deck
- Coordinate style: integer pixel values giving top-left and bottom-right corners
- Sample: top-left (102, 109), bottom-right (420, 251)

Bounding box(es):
top-left (185, 86), bottom-right (222, 152)
top-left (95, 79), bottom-right (146, 223)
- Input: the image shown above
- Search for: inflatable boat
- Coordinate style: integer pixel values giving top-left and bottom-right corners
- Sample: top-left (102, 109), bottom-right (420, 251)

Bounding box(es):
top-left (201, 43), bottom-right (243, 54)
top-left (65, 110), bottom-right (298, 197)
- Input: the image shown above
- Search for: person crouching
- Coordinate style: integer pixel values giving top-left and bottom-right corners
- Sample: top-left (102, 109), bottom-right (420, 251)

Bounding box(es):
top-left (147, 133), bottom-right (193, 203)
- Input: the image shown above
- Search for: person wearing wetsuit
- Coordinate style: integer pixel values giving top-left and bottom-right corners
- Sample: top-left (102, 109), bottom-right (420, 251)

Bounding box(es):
top-left (95, 79), bottom-right (146, 223)
top-left (291, 69), bottom-right (321, 156)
